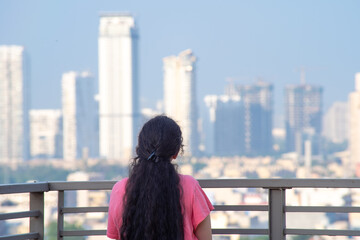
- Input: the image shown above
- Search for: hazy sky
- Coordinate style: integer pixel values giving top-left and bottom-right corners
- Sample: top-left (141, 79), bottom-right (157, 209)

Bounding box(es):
top-left (1, 0), bottom-right (359, 121)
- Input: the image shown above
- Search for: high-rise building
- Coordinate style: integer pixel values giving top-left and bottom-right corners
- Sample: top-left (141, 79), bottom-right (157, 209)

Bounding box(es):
top-left (62, 71), bottom-right (98, 161)
top-left (163, 49), bottom-right (198, 156)
top-left (29, 109), bottom-right (62, 159)
top-left (204, 81), bottom-right (273, 156)
top-left (204, 95), bottom-right (244, 156)
top-left (349, 73), bottom-right (360, 175)
top-left (98, 13), bottom-right (140, 163)
top-left (285, 84), bottom-right (323, 155)
top-left (230, 81), bottom-right (273, 155)
top-left (0, 45), bottom-right (29, 165)
top-left (322, 102), bottom-right (348, 144)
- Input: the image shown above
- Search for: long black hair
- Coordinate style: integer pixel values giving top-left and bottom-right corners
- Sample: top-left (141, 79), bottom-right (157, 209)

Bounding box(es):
top-left (120, 115), bottom-right (184, 240)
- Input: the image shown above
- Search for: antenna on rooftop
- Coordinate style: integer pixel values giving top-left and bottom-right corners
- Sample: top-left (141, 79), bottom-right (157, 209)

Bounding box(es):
top-left (295, 66), bottom-right (307, 85)
top-left (296, 65), bottom-right (326, 85)
top-left (225, 77), bottom-right (236, 97)
top-left (256, 76), bottom-right (264, 84)
top-left (300, 66), bottom-right (306, 85)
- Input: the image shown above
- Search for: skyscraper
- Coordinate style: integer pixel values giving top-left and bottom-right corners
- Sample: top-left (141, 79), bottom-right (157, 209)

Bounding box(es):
top-left (204, 95), bottom-right (244, 156)
top-left (204, 81), bottom-right (273, 156)
top-left (163, 49), bottom-right (198, 156)
top-left (349, 73), bottom-right (360, 176)
top-left (322, 101), bottom-right (348, 144)
top-left (0, 45), bottom-right (29, 165)
top-left (230, 81), bottom-right (273, 155)
top-left (30, 109), bottom-right (62, 159)
top-left (98, 13), bottom-right (139, 163)
top-left (62, 71), bottom-right (98, 161)
top-left (285, 84), bottom-right (323, 155)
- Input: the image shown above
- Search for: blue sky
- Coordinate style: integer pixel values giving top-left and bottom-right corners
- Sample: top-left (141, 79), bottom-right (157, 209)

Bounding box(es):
top-left (1, 0), bottom-right (359, 122)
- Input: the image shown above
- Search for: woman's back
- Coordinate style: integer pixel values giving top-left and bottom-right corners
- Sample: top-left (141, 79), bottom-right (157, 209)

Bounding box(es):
top-left (107, 174), bottom-right (213, 239)
top-left (106, 116), bottom-right (213, 240)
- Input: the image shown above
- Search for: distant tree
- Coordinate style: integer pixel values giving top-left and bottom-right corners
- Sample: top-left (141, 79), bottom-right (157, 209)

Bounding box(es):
top-left (238, 235), bottom-right (312, 240)
top-left (87, 163), bottom-right (127, 180)
top-left (275, 169), bottom-right (296, 178)
top-left (193, 162), bottom-right (207, 173)
top-left (239, 236), bottom-right (268, 240)
top-left (46, 221), bottom-right (85, 240)
top-left (245, 171), bottom-right (259, 179)
top-left (0, 221), bottom-right (8, 235)
top-left (0, 165), bottom-right (71, 184)
top-left (323, 140), bottom-right (348, 155)
top-left (291, 236), bottom-right (312, 240)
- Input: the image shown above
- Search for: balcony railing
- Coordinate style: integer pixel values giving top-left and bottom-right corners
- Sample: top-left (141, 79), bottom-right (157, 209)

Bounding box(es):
top-left (2, 179), bottom-right (360, 240)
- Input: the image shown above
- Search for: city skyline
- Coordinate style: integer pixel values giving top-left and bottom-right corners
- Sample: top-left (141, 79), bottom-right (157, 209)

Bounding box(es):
top-left (0, 2), bottom-right (359, 162)
top-left (1, 1), bottom-right (359, 119)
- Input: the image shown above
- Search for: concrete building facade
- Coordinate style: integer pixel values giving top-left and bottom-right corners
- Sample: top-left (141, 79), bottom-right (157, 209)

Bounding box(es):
top-left (98, 13), bottom-right (140, 163)
top-left (62, 71), bottom-right (98, 161)
top-left (0, 45), bottom-right (29, 165)
top-left (163, 49), bottom-right (198, 156)
top-left (204, 81), bottom-right (273, 157)
top-left (285, 84), bottom-right (323, 156)
top-left (323, 101), bottom-right (348, 144)
top-left (349, 73), bottom-right (360, 175)
top-left (231, 81), bottom-right (273, 155)
top-left (29, 109), bottom-right (62, 159)
top-left (204, 95), bottom-right (244, 156)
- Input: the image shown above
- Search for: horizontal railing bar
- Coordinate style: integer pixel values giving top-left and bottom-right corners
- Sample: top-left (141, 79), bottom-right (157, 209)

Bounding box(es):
top-left (49, 181), bottom-right (115, 191)
top-left (286, 206), bottom-right (360, 213)
top-left (50, 179), bottom-right (360, 190)
top-left (0, 182), bottom-right (49, 194)
top-left (286, 229), bottom-right (360, 236)
top-left (62, 206), bottom-right (108, 213)
top-left (2, 179), bottom-right (360, 193)
top-left (212, 228), bottom-right (268, 235)
top-left (61, 230), bottom-right (106, 236)
top-left (214, 205), bottom-right (268, 211)
top-left (60, 228), bottom-right (269, 236)
top-left (61, 205), bottom-right (267, 214)
top-left (0, 210), bottom-right (40, 220)
top-left (0, 233), bottom-right (40, 240)
top-left (198, 179), bottom-right (360, 189)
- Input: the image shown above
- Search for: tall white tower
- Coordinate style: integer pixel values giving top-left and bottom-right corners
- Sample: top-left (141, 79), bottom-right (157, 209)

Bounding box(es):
top-left (0, 45), bottom-right (29, 165)
top-left (98, 13), bottom-right (139, 163)
top-left (349, 73), bottom-right (360, 176)
top-left (62, 71), bottom-right (98, 161)
top-left (163, 49), bottom-right (198, 156)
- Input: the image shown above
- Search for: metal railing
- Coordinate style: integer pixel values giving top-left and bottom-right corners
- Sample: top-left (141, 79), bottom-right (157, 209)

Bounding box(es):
top-left (2, 179), bottom-right (360, 240)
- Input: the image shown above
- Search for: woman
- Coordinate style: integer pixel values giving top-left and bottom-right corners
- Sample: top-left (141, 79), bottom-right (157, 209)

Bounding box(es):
top-left (107, 115), bottom-right (213, 240)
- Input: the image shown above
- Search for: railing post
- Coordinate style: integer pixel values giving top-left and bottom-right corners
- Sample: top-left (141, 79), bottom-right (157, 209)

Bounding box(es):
top-left (30, 192), bottom-right (44, 240)
top-left (58, 190), bottom-right (64, 240)
top-left (268, 188), bottom-right (286, 240)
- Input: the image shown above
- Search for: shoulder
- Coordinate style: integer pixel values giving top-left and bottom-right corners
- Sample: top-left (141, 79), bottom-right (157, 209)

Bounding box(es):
top-left (179, 174), bottom-right (197, 183)
top-left (111, 177), bottom-right (128, 194)
top-left (179, 174), bottom-right (200, 189)
top-left (109, 178), bottom-right (128, 207)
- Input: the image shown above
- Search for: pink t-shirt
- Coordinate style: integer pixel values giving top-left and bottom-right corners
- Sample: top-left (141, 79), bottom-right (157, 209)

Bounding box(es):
top-left (107, 174), bottom-right (214, 240)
